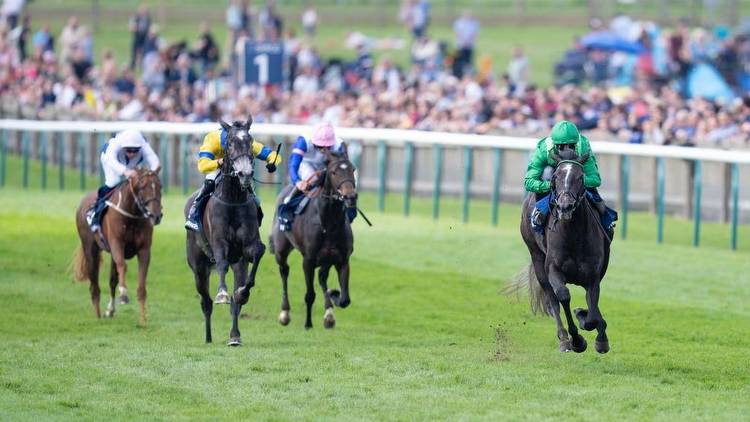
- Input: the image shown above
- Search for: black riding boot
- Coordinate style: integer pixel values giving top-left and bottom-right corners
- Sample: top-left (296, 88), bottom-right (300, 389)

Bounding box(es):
top-left (185, 179), bottom-right (215, 232)
top-left (89, 186), bottom-right (113, 232)
top-left (278, 187), bottom-right (303, 231)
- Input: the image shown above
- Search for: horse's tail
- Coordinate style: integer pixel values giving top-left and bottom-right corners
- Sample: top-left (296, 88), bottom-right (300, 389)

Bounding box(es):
top-left (70, 245), bottom-right (96, 282)
top-left (504, 263), bottom-right (551, 316)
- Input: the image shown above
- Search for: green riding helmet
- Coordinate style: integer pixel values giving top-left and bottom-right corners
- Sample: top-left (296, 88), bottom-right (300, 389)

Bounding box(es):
top-left (550, 120), bottom-right (581, 145)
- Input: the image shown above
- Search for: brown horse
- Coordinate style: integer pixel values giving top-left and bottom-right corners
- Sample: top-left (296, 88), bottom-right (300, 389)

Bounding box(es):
top-left (71, 168), bottom-right (163, 324)
top-left (270, 146), bottom-right (357, 330)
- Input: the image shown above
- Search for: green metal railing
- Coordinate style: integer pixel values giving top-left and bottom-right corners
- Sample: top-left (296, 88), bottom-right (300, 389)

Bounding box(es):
top-left (0, 127), bottom-right (746, 250)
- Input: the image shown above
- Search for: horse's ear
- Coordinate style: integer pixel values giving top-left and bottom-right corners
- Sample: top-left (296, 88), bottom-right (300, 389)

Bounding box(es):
top-left (578, 151), bottom-right (590, 165)
top-left (219, 119), bottom-right (231, 132)
top-left (246, 115), bottom-right (253, 129)
top-left (340, 142), bottom-right (348, 156)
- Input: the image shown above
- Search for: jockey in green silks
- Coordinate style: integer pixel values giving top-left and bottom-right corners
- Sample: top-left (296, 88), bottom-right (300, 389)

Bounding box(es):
top-left (524, 120), bottom-right (616, 236)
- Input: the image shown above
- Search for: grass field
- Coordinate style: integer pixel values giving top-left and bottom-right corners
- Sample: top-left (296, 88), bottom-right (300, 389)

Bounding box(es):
top-left (0, 159), bottom-right (748, 420)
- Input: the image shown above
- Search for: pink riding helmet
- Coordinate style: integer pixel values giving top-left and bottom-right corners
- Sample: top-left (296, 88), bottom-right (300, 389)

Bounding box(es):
top-left (311, 122), bottom-right (336, 147)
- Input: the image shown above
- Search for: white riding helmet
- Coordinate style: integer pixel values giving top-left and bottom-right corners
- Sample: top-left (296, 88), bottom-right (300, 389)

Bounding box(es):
top-left (116, 129), bottom-right (146, 149)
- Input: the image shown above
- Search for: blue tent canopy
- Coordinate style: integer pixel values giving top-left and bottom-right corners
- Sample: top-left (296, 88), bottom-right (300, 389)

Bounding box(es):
top-left (687, 63), bottom-right (736, 102)
top-left (580, 31), bottom-right (646, 54)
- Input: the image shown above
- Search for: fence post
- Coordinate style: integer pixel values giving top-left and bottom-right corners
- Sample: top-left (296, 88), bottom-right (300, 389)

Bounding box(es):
top-left (462, 146), bottom-right (473, 223)
top-left (692, 160), bottom-right (702, 247)
top-left (159, 133), bottom-right (169, 193)
top-left (403, 142), bottom-right (414, 216)
top-left (656, 157), bottom-right (665, 243)
top-left (22, 131), bottom-right (30, 189)
top-left (180, 134), bottom-right (189, 195)
top-left (97, 132), bottom-right (106, 185)
top-left (79, 132), bottom-right (86, 191)
top-left (40, 132), bottom-right (48, 190)
top-left (377, 140), bottom-right (386, 212)
top-left (491, 148), bottom-right (502, 226)
top-left (0, 129), bottom-right (7, 187)
top-left (730, 163), bottom-right (739, 251)
top-left (432, 144), bottom-right (442, 220)
top-left (58, 132), bottom-right (65, 191)
top-left (619, 155), bottom-right (630, 240)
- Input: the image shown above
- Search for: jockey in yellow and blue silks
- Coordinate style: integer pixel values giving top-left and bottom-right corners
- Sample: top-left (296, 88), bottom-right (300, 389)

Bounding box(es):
top-left (524, 120), bottom-right (616, 237)
top-left (277, 122), bottom-right (356, 231)
top-left (184, 126), bottom-right (282, 232)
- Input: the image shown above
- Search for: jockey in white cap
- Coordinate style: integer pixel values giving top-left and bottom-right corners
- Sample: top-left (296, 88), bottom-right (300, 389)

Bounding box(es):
top-left (87, 129), bottom-right (160, 232)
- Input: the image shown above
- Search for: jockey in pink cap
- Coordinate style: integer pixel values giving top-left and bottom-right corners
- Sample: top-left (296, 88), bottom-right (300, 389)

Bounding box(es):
top-left (277, 122), bottom-right (351, 231)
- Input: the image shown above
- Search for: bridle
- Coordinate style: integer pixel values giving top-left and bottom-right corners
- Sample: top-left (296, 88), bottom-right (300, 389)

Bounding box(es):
top-left (550, 160), bottom-right (585, 212)
top-left (321, 157), bottom-right (356, 202)
top-left (106, 172), bottom-right (161, 220)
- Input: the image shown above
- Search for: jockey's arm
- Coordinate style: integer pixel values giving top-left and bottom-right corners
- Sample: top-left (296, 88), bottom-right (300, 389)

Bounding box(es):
top-left (197, 132), bottom-right (222, 174)
top-left (579, 137), bottom-right (602, 189)
top-left (524, 147), bottom-right (551, 194)
top-left (141, 139), bottom-right (161, 172)
top-left (252, 141), bottom-right (282, 166)
top-left (287, 136), bottom-right (307, 184)
top-left (103, 139), bottom-right (128, 175)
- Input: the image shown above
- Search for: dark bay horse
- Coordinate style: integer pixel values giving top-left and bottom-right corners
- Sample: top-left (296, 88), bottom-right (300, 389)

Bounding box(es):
top-left (514, 148), bottom-right (611, 353)
top-left (184, 119), bottom-right (265, 345)
top-left (270, 145), bottom-right (357, 330)
top-left (72, 168), bottom-right (163, 325)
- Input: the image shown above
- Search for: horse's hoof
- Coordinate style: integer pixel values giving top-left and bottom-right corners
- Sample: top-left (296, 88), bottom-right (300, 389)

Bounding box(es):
top-left (559, 339), bottom-right (572, 353)
top-left (571, 335), bottom-right (588, 353)
top-left (104, 309), bottom-right (115, 318)
top-left (304, 324), bottom-right (313, 330)
top-left (323, 309), bottom-right (336, 329)
top-left (118, 295), bottom-right (130, 305)
top-left (278, 310), bottom-right (290, 326)
top-left (227, 337), bottom-right (242, 347)
top-left (595, 340), bottom-right (610, 354)
top-left (214, 290), bottom-right (230, 305)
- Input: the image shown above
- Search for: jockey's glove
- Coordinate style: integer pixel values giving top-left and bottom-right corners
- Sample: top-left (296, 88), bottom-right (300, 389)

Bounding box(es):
top-left (266, 163), bottom-right (277, 173)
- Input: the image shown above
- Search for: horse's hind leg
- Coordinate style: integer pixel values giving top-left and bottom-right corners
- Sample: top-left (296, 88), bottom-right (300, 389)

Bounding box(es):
top-left (318, 265), bottom-right (335, 329)
top-left (530, 255), bottom-right (569, 351)
top-left (193, 264), bottom-right (213, 343)
top-left (104, 259), bottom-right (118, 318)
top-left (136, 248), bottom-right (150, 326)
top-left (302, 258), bottom-right (316, 330)
top-left (579, 283), bottom-right (608, 353)
top-left (275, 241), bottom-right (293, 326)
top-left (84, 244), bottom-right (102, 319)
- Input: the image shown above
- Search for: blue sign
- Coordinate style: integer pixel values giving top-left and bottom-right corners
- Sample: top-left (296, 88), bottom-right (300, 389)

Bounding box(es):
top-left (242, 41), bottom-right (284, 86)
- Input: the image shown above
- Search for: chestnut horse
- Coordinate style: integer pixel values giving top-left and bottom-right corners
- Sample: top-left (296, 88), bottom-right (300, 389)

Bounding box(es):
top-left (71, 168), bottom-right (163, 325)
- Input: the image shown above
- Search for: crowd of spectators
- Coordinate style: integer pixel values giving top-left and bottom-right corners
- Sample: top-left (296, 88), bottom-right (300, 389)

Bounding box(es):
top-left (1, 1), bottom-right (750, 150)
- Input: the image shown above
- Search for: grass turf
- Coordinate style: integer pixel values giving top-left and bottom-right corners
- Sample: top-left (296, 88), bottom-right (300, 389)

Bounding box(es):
top-left (0, 158), bottom-right (748, 420)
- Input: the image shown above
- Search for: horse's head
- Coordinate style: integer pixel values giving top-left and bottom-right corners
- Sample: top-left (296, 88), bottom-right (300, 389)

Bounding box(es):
top-left (130, 167), bottom-right (163, 226)
top-left (322, 143), bottom-right (358, 209)
top-left (220, 117), bottom-right (255, 190)
top-left (550, 148), bottom-right (589, 222)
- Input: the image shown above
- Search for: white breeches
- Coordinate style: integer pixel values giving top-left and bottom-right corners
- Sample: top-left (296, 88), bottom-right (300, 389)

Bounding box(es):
top-left (205, 170), bottom-right (220, 181)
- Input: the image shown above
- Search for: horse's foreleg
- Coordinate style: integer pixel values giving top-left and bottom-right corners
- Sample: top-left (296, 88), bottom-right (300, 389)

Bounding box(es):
top-left (136, 248), bottom-right (150, 326)
top-left (318, 265), bottom-right (335, 329)
top-left (276, 249), bottom-right (291, 326)
top-left (531, 257), bottom-right (568, 351)
top-left (214, 249), bottom-right (230, 305)
top-left (302, 258), bottom-right (316, 330)
top-left (109, 243), bottom-right (128, 315)
top-left (235, 242), bottom-right (265, 304)
top-left (332, 261), bottom-right (351, 309)
top-left (105, 259), bottom-right (118, 318)
top-left (228, 260), bottom-right (248, 346)
top-left (549, 269), bottom-right (586, 353)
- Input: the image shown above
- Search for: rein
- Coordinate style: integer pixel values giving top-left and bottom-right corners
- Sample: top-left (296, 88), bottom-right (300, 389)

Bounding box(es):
top-left (105, 176), bottom-right (159, 220)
